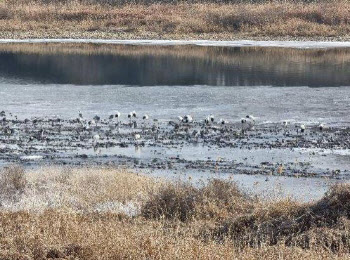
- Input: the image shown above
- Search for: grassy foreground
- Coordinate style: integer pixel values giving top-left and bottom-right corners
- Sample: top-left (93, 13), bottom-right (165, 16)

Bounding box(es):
top-left (1, 166), bottom-right (350, 259)
top-left (0, 0), bottom-right (349, 40)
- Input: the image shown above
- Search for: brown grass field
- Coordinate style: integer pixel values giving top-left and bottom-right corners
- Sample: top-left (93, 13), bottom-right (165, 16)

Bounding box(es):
top-left (0, 0), bottom-right (349, 40)
top-left (1, 165), bottom-right (350, 259)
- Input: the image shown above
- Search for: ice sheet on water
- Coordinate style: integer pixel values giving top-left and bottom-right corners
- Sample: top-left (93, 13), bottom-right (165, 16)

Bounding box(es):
top-left (1, 39), bottom-right (350, 49)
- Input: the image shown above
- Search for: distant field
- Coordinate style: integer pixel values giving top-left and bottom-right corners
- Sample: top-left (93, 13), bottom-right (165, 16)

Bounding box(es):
top-left (0, 0), bottom-right (349, 40)
top-left (1, 165), bottom-right (350, 259)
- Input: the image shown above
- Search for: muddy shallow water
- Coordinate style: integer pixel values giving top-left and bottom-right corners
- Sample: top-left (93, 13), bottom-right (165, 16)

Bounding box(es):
top-left (0, 42), bottom-right (349, 201)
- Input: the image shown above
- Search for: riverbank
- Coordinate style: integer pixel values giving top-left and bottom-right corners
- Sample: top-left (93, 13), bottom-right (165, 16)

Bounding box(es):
top-left (0, 1), bottom-right (349, 40)
top-left (1, 166), bottom-right (350, 259)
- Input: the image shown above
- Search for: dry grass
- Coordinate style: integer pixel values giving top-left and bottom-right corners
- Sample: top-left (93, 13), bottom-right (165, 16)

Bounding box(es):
top-left (0, 0), bottom-right (349, 39)
top-left (1, 165), bottom-right (350, 258)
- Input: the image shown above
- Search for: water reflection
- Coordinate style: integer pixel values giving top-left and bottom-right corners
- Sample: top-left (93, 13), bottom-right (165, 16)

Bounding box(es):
top-left (0, 43), bottom-right (349, 87)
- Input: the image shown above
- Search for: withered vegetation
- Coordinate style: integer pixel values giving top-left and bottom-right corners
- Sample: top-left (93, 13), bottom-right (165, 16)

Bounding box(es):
top-left (0, 165), bottom-right (350, 259)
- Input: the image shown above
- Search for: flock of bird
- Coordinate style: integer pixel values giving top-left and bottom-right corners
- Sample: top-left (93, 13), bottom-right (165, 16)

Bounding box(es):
top-left (73, 110), bottom-right (329, 147)
top-left (80, 110), bottom-right (327, 130)
top-left (0, 109), bottom-right (329, 148)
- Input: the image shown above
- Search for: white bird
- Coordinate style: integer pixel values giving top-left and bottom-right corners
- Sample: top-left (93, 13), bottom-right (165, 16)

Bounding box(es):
top-left (183, 115), bottom-right (193, 123)
top-left (178, 116), bottom-right (183, 122)
top-left (84, 122), bottom-right (90, 130)
top-left (132, 111), bottom-right (137, 118)
top-left (319, 123), bottom-right (328, 131)
top-left (241, 118), bottom-right (254, 131)
top-left (282, 120), bottom-right (288, 127)
top-left (220, 119), bottom-right (228, 125)
top-left (114, 111), bottom-right (121, 125)
top-left (209, 115), bottom-right (215, 123)
top-left (246, 115), bottom-right (256, 122)
top-left (128, 112), bottom-right (133, 124)
top-left (134, 134), bottom-right (141, 140)
top-left (78, 117), bottom-right (85, 128)
top-left (88, 119), bottom-right (96, 127)
top-left (300, 124), bottom-right (306, 133)
top-left (141, 115), bottom-right (149, 132)
top-left (92, 134), bottom-right (100, 147)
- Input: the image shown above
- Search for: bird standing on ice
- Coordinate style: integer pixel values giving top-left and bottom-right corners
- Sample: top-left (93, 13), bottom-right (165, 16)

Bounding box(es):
top-left (128, 112), bottom-right (132, 122)
top-left (92, 133), bottom-right (100, 147)
top-left (209, 115), bottom-right (215, 123)
top-left (241, 115), bottom-right (255, 132)
top-left (128, 111), bottom-right (137, 127)
top-left (204, 115), bottom-right (215, 125)
top-left (93, 115), bottom-right (101, 126)
top-left (183, 115), bottom-right (193, 124)
top-left (220, 119), bottom-right (228, 125)
top-left (319, 123), bottom-right (327, 131)
top-left (78, 111), bottom-right (85, 127)
top-left (142, 114), bottom-right (149, 133)
top-left (246, 115), bottom-right (256, 124)
top-left (134, 133), bottom-right (141, 146)
top-left (115, 111), bottom-right (121, 123)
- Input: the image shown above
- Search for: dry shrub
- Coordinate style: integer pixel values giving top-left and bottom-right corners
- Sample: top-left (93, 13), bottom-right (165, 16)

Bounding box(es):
top-left (213, 184), bottom-right (350, 253)
top-left (142, 183), bottom-right (200, 221)
top-left (0, 165), bottom-right (27, 201)
top-left (0, 168), bottom-right (350, 258)
top-left (141, 179), bottom-right (252, 222)
top-left (0, 5), bottom-right (11, 20)
top-left (207, 4), bottom-right (286, 31)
